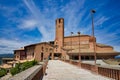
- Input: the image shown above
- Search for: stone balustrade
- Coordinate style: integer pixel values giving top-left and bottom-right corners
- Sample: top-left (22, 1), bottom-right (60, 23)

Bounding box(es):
top-left (8, 60), bottom-right (48, 80)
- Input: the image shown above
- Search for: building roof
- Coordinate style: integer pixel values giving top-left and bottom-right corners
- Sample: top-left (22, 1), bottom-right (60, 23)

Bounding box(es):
top-left (2, 58), bottom-right (14, 60)
top-left (14, 47), bottom-right (24, 51)
top-left (0, 64), bottom-right (12, 69)
top-left (96, 43), bottom-right (113, 48)
top-left (62, 46), bottom-right (118, 54)
top-left (64, 34), bottom-right (91, 38)
top-left (24, 42), bottom-right (54, 48)
top-left (67, 52), bottom-right (120, 56)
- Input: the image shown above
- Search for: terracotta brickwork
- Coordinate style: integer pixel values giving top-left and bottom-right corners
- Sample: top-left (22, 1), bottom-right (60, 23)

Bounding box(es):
top-left (54, 18), bottom-right (64, 53)
top-left (64, 35), bottom-right (93, 52)
top-left (63, 35), bottom-right (114, 53)
top-left (34, 43), bottom-right (54, 62)
top-left (14, 48), bottom-right (26, 60)
top-left (25, 45), bottom-right (35, 60)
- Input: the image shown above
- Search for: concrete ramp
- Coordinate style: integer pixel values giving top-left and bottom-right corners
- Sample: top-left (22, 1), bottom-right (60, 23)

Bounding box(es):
top-left (43, 60), bottom-right (110, 80)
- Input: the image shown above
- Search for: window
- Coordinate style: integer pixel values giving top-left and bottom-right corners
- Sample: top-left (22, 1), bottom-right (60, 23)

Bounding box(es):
top-left (58, 25), bottom-right (60, 28)
top-left (46, 48), bottom-right (48, 52)
top-left (49, 48), bottom-right (53, 52)
top-left (41, 46), bottom-right (44, 51)
top-left (17, 56), bottom-right (19, 58)
top-left (56, 48), bottom-right (57, 52)
top-left (32, 53), bottom-right (34, 57)
top-left (59, 19), bottom-right (61, 23)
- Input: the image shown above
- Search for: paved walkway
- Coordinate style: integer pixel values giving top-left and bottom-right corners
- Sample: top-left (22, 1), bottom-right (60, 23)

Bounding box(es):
top-left (43, 60), bottom-right (112, 80)
top-left (0, 73), bottom-right (11, 80)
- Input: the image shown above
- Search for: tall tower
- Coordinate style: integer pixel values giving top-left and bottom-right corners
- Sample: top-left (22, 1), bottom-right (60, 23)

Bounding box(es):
top-left (54, 18), bottom-right (64, 53)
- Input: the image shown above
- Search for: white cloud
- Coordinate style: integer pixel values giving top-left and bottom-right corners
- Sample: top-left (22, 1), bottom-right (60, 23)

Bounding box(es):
top-left (62, 0), bottom-right (85, 36)
top-left (22, 0), bottom-right (56, 41)
top-left (95, 21), bottom-right (120, 52)
top-left (1, 0), bottom-right (120, 54)
top-left (18, 19), bottom-right (38, 30)
top-left (0, 38), bottom-right (34, 54)
top-left (22, 0), bottom-right (86, 40)
top-left (0, 39), bottom-right (24, 53)
top-left (114, 46), bottom-right (120, 52)
top-left (95, 16), bottom-right (109, 27)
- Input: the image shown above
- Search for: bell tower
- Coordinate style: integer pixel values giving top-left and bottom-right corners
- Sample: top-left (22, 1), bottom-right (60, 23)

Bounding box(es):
top-left (54, 18), bottom-right (64, 53)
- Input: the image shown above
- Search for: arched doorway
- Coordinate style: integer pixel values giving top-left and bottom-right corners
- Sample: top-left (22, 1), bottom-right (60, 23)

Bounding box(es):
top-left (54, 53), bottom-right (61, 60)
top-left (49, 53), bottom-right (52, 60)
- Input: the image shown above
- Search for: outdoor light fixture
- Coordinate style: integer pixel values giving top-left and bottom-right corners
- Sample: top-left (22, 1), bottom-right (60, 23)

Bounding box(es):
top-left (91, 9), bottom-right (96, 13)
top-left (71, 32), bottom-right (73, 60)
top-left (91, 9), bottom-right (96, 65)
top-left (77, 31), bottom-right (81, 63)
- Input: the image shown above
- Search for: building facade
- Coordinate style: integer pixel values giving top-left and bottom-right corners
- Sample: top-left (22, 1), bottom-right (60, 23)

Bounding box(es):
top-left (14, 18), bottom-right (120, 62)
top-left (14, 48), bottom-right (26, 61)
top-left (54, 18), bottom-right (64, 59)
top-left (54, 18), bottom-right (119, 60)
top-left (24, 42), bottom-right (54, 62)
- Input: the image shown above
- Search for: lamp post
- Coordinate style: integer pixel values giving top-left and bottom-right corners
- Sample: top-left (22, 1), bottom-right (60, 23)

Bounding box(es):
top-left (91, 9), bottom-right (96, 65)
top-left (77, 32), bottom-right (81, 63)
top-left (71, 32), bottom-right (73, 60)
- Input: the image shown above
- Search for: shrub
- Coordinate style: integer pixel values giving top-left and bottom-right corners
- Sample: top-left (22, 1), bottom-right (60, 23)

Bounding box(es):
top-left (10, 67), bottom-right (20, 76)
top-left (21, 60), bottom-right (38, 70)
top-left (20, 61), bottom-right (31, 71)
top-left (0, 68), bottom-right (7, 77)
top-left (31, 60), bottom-right (38, 65)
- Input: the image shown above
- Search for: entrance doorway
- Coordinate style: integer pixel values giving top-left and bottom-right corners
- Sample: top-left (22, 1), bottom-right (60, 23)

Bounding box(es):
top-left (54, 53), bottom-right (61, 60)
top-left (41, 52), bottom-right (43, 61)
top-left (49, 53), bottom-right (52, 60)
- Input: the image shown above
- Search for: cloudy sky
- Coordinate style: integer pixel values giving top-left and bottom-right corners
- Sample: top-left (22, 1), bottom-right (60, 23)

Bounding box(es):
top-left (0, 0), bottom-right (120, 54)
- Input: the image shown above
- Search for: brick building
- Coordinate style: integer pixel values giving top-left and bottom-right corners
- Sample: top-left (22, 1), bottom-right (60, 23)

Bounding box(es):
top-left (14, 18), bottom-right (119, 62)
top-left (14, 48), bottom-right (26, 61)
top-left (24, 42), bottom-right (54, 62)
top-left (54, 18), bottom-right (119, 60)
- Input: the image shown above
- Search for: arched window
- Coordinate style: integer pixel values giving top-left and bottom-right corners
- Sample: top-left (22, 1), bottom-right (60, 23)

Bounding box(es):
top-left (41, 46), bottom-right (44, 51)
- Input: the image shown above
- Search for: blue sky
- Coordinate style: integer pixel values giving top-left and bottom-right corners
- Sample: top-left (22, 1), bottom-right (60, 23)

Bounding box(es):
top-left (0, 0), bottom-right (120, 54)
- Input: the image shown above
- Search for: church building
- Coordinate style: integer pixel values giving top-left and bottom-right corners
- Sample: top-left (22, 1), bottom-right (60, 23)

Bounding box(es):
top-left (14, 18), bottom-right (120, 62)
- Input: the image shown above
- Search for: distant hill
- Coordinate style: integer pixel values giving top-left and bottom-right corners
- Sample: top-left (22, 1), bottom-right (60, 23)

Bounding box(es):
top-left (0, 54), bottom-right (14, 58)
top-left (0, 54), bottom-right (14, 65)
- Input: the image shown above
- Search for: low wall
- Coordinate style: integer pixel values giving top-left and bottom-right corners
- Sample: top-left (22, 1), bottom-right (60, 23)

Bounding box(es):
top-left (8, 60), bottom-right (48, 80)
top-left (98, 66), bottom-right (120, 80)
top-left (63, 60), bottom-right (120, 80)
